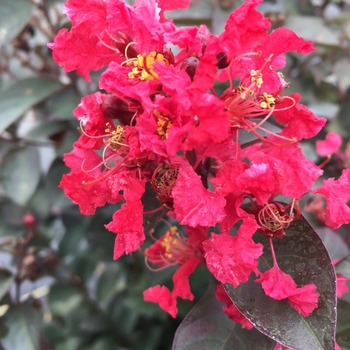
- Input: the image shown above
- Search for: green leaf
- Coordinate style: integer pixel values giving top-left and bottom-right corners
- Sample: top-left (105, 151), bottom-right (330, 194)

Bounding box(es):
top-left (48, 284), bottom-right (83, 317)
top-left (45, 88), bottom-right (80, 121)
top-left (59, 211), bottom-right (89, 256)
top-left (96, 264), bottom-right (126, 302)
top-left (225, 215), bottom-right (336, 350)
top-left (1, 146), bottom-right (40, 206)
top-left (172, 284), bottom-right (276, 350)
top-left (334, 58), bottom-right (350, 95)
top-left (70, 252), bottom-right (97, 283)
top-left (336, 299), bottom-right (350, 349)
top-left (284, 16), bottom-right (340, 46)
top-left (47, 159), bottom-right (72, 211)
top-left (0, 0), bottom-right (36, 46)
top-left (1, 302), bottom-right (41, 350)
top-left (25, 121), bottom-right (68, 141)
top-left (0, 78), bottom-right (62, 133)
top-left (0, 269), bottom-right (14, 301)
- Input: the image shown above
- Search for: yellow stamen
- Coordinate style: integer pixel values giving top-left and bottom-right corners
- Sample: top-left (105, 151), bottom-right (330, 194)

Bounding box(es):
top-left (127, 51), bottom-right (168, 81)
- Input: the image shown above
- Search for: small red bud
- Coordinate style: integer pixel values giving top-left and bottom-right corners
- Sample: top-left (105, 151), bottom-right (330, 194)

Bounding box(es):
top-left (23, 213), bottom-right (36, 229)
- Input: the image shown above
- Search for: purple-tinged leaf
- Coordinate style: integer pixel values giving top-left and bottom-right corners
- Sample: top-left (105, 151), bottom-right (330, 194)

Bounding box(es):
top-left (225, 215), bottom-right (336, 350)
top-left (172, 285), bottom-right (276, 350)
top-left (316, 227), bottom-right (350, 261)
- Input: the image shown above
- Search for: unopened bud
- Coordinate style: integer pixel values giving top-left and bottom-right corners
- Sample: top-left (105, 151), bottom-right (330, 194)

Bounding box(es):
top-left (216, 52), bottom-right (230, 69)
top-left (100, 94), bottom-right (137, 125)
top-left (181, 56), bottom-right (200, 81)
top-left (23, 213), bottom-right (36, 229)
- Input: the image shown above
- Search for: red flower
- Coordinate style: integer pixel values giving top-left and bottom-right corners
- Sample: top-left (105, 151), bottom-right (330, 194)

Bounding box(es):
top-left (143, 256), bottom-right (200, 317)
top-left (105, 176), bottom-right (145, 260)
top-left (60, 147), bottom-right (122, 214)
top-left (313, 169), bottom-right (350, 229)
top-left (172, 166), bottom-right (226, 227)
top-left (143, 285), bottom-right (177, 318)
top-left (316, 132), bottom-right (342, 157)
top-left (203, 216), bottom-right (263, 287)
top-left (274, 93), bottom-right (326, 141)
top-left (256, 265), bottom-right (319, 317)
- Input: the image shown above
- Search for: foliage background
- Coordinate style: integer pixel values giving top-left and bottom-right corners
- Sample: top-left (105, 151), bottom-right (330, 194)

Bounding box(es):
top-left (0, 0), bottom-right (350, 349)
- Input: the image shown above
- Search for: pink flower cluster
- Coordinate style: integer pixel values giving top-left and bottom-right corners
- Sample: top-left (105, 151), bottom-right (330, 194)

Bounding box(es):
top-left (49, 0), bottom-right (350, 322)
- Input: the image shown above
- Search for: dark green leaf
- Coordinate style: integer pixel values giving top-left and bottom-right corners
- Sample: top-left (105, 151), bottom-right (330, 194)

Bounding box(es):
top-left (336, 299), bottom-right (350, 349)
top-left (80, 314), bottom-right (110, 333)
top-left (0, 78), bottom-right (62, 133)
top-left (56, 338), bottom-right (80, 350)
top-left (1, 302), bottom-right (41, 350)
top-left (27, 181), bottom-right (51, 220)
top-left (86, 337), bottom-right (120, 350)
top-left (172, 285), bottom-right (276, 350)
top-left (25, 121), bottom-right (68, 141)
top-left (45, 88), bottom-right (80, 121)
top-left (59, 211), bottom-right (89, 256)
top-left (225, 215), bottom-right (336, 350)
top-left (47, 159), bottom-right (72, 211)
top-left (96, 264), bottom-right (126, 302)
top-left (70, 252), bottom-right (97, 283)
top-left (1, 146), bottom-right (40, 206)
top-left (0, 0), bottom-right (36, 46)
top-left (0, 269), bottom-right (14, 301)
top-left (334, 58), bottom-right (350, 95)
top-left (48, 284), bottom-right (83, 317)
top-left (41, 320), bottom-right (69, 344)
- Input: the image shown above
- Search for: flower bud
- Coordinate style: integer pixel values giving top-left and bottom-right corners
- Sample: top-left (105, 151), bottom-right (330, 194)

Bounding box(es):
top-left (216, 52), bottom-right (230, 69)
top-left (181, 56), bottom-right (200, 81)
top-left (23, 213), bottom-right (36, 229)
top-left (100, 94), bottom-right (137, 125)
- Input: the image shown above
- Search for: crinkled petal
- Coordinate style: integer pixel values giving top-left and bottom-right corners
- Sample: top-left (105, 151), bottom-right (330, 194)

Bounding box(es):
top-left (48, 30), bottom-right (121, 82)
top-left (59, 172), bottom-right (111, 215)
top-left (337, 275), bottom-right (349, 298)
top-left (287, 284), bottom-right (319, 317)
top-left (172, 166), bottom-right (226, 227)
top-left (173, 256), bottom-right (200, 300)
top-left (316, 132), bottom-right (342, 157)
top-left (203, 226), bottom-right (263, 287)
top-left (184, 93), bottom-right (230, 149)
top-left (274, 94), bottom-right (326, 141)
top-left (105, 177), bottom-right (146, 259)
top-left (143, 286), bottom-right (177, 318)
top-left (313, 169), bottom-right (350, 229)
top-left (256, 265), bottom-right (319, 317)
top-left (156, 0), bottom-right (190, 10)
top-left (256, 265), bottom-right (298, 300)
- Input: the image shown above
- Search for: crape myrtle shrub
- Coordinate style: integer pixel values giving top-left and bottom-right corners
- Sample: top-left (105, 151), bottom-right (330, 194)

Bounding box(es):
top-left (1, 0), bottom-right (350, 349)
